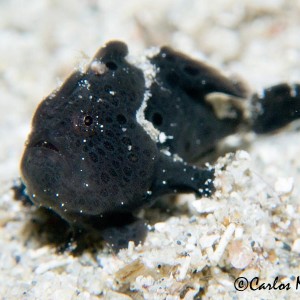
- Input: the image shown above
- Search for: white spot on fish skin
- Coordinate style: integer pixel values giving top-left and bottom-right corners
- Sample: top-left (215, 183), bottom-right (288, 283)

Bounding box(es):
top-left (84, 183), bottom-right (89, 187)
top-left (160, 149), bottom-right (172, 156)
top-left (49, 93), bottom-right (56, 100)
top-left (162, 180), bottom-right (167, 185)
top-left (159, 132), bottom-right (167, 143)
top-left (109, 91), bottom-right (116, 95)
top-left (55, 193), bottom-right (59, 197)
top-left (147, 190), bottom-right (152, 195)
top-left (79, 79), bottom-right (91, 90)
top-left (121, 201), bottom-right (124, 205)
top-left (172, 154), bottom-right (183, 162)
top-left (61, 203), bottom-right (65, 207)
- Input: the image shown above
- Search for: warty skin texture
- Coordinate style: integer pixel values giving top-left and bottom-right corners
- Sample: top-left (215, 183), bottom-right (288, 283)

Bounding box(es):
top-left (20, 41), bottom-right (300, 233)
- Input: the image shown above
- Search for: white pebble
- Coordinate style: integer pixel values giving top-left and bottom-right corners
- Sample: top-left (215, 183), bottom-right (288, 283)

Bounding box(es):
top-left (105, 291), bottom-right (133, 300)
top-left (35, 258), bottom-right (73, 275)
top-left (90, 61), bottom-right (108, 75)
top-left (210, 223), bottom-right (236, 266)
top-left (191, 199), bottom-right (221, 214)
top-left (154, 222), bottom-right (166, 232)
top-left (274, 177), bottom-right (294, 195)
top-left (228, 240), bottom-right (254, 269)
top-left (177, 256), bottom-right (191, 281)
top-left (199, 234), bottom-right (220, 249)
top-left (292, 239), bottom-right (300, 253)
top-left (235, 150), bottom-right (250, 161)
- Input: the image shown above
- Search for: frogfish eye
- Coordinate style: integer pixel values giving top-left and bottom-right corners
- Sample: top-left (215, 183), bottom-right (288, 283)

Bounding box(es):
top-left (73, 112), bottom-right (96, 136)
top-left (84, 115), bottom-right (93, 126)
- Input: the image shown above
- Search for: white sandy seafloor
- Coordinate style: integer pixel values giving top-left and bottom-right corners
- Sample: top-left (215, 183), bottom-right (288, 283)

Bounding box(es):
top-left (1, 0), bottom-right (300, 299)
